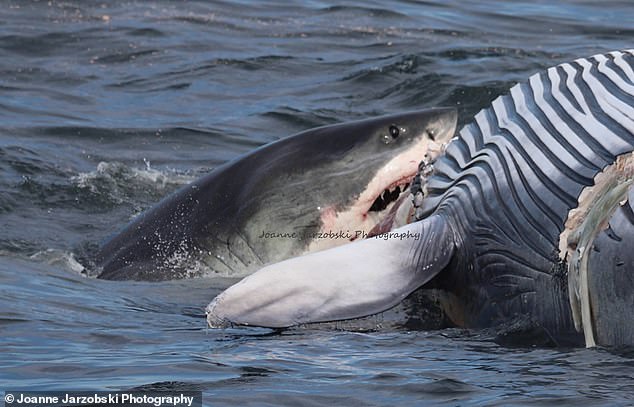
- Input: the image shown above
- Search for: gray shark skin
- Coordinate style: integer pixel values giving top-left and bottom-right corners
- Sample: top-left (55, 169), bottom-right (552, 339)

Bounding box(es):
top-left (207, 50), bottom-right (634, 348)
top-left (96, 108), bottom-right (458, 281)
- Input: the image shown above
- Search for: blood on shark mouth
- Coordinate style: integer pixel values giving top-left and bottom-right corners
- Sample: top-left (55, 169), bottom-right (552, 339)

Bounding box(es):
top-left (369, 182), bottom-right (410, 212)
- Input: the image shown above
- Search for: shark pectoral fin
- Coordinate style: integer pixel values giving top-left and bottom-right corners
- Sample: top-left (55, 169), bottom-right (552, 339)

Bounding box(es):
top-left (206, 215), bottom-right (456, 328)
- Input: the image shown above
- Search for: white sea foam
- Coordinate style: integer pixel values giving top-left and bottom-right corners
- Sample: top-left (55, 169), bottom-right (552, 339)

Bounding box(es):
top-left (70, 160), bottom-right (198, 211)
top-left (29, 249), bottom-right (86, 274)
top-left (72, 160), bottom-right (194, 193)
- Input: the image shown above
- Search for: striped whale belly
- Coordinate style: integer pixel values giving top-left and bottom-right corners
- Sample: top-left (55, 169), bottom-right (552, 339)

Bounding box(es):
top-left (420, 50), bottom-right (634, 334)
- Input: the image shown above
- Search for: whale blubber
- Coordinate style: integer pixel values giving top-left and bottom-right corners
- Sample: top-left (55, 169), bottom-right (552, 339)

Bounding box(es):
top-left (563, 152), bottom-right (634, 346)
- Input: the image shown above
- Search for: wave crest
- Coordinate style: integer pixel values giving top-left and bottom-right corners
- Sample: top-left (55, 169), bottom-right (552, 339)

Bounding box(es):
top-left (72, 160), bottom-right (195, 207)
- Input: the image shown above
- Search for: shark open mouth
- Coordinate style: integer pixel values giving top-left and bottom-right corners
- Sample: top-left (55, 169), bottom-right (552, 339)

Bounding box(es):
top-left (361, 147), bottom-right (447, 239)
top-left (363, 176), bottom-right (418, 239)
top-left (311, 170), bottom-right (419, 251)
top-left (369, 182), bottom-right (410, 212)
top-left (363, 155), bottom-right (440, 238)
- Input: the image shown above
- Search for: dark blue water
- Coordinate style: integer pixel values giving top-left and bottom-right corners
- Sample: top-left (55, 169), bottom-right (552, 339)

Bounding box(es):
top-left (2, 1), bottom-right (634, 405)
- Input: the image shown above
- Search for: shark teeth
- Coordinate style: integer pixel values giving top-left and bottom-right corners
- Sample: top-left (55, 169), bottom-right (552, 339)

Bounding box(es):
top-left (369, 182), bottom-right (410, 212)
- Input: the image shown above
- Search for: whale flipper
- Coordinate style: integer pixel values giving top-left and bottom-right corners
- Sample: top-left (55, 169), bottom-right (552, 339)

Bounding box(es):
top-left (206, 215), bottom-right (456, 328)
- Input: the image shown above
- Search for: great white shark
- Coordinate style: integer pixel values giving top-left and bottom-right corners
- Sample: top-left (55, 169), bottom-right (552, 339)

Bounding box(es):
top-left (95, 108), bottom-right (458, 280)
top-left (206, 50), bottom-right (634, 348)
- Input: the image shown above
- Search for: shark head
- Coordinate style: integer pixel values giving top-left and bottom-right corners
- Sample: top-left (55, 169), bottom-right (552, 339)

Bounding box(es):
top-left (235, 107), bottom-right (458, 263)
top-left (96, 108), bottom-right (457, 280)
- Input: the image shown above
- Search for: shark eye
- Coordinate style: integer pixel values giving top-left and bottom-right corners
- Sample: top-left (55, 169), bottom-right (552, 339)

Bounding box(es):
top-left (389, 125), bottom-right (400, 139)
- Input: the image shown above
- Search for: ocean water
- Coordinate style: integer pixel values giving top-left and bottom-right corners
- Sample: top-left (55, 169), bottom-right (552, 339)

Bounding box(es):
top-left (1, 1), bottom-right (634, 405)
